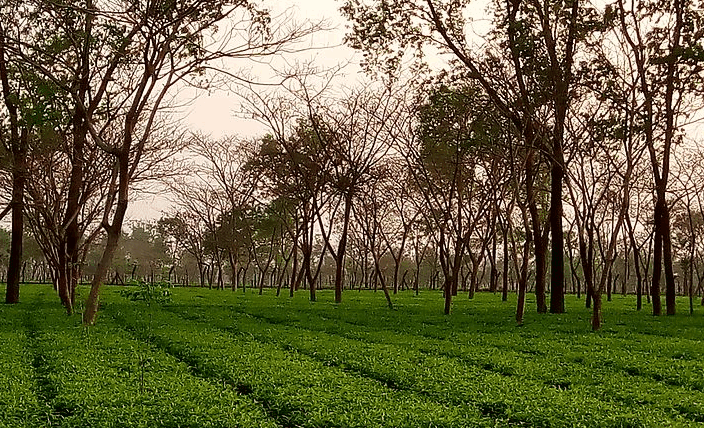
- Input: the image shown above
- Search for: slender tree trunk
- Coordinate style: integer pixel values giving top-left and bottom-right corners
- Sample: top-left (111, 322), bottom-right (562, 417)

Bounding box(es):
top-left (0, 29), bottom-right (27, 305)
top-left (502, 223), bottom-right (509, 302)
top-left (527, 162), bottom-right (547, 313)
top-left (290, 243), bottom-right (298, 296)
top-left (549, 156), bottom-right (565, 314)
top-left (443, 275), bottom-right (453, 315)
top-left (373, 256), bottom-right (393, 309)
top-left (606, 268), bottom-right (612, 302)
top-left (662, 206), bottom-right (676, 315)
top-left (516, 239), bottom-right (530, 324)
top-left (334, 192), bottom-right (353, 304)
top-left (83, 122), bottom-right (130, 325)
top-left (304, 244), bottom-right (316, 302)
top-left (57, 246), bottom-right (73, 314)
top-left (83, 225), bottom-right (121, 325)
top-left (229, 252), bottom-right (238, 292)
top-left (534, 227), bottom-right (548, 312)
top-left (625, 212), bottom-right (643, 311)
top-left (652, 212), bottom-right (663, 316)
top-left (5, 144), bottom-right (26, 304)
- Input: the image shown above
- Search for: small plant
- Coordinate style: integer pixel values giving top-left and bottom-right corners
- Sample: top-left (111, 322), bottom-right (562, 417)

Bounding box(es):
top-left (119, 279), bottom-right (172, 304)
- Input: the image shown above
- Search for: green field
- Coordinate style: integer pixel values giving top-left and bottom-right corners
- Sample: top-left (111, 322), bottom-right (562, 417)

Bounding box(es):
top-left (1, 285), bottom-right (703, 427)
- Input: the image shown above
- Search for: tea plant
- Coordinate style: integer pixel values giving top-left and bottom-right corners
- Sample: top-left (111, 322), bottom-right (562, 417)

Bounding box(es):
top-left (118, 280), bottom-right (172, 304)
top-left (3, 284), bottom-right (704, 427)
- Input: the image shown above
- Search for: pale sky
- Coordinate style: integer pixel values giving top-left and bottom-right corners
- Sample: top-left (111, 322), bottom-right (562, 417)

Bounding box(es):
top-left (182, 0), bottom-right (360, 138)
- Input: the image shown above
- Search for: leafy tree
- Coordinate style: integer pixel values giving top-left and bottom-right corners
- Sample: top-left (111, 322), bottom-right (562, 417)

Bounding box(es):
top-left (249, 125), bottom-right (331, 301)
top-left (158, 213), bottom-right (207, 287)
top-left (410, 82), bottom-right (506, 314)
top-left (0, 0), bottom-right (322, 324)
top-left (0, 1), bottom-right (66, 303)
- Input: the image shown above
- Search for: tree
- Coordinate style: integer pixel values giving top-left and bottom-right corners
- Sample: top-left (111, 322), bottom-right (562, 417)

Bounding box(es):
top-left (0, 1), bottom-right (64, 303)
top-left (245, 80), bottom-right (406, 304)
top-left (6, 0), bottom-right (321, 324)
top-left (158, 212), bottom-right (208, 287)
top-left (611, 0), bottom-right (704, 315)
top-left (248, 126), bottom-right (330, 301)
top-left (342, 0), bottom-right (600, 314)
top-left (0, 18), bottom-right (29, 304)
top-left (305, 85), bottom-right (402, 304)
top-left (408, 82), bottom-right (499, 314)
top-left (121, 222), bottom-right (170, 284)
top-left (355, 181), bottom-right (395, 308)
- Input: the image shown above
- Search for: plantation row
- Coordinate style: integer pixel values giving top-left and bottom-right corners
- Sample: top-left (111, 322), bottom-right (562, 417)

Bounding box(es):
top-left (1, 285), bottom-right (703, 427)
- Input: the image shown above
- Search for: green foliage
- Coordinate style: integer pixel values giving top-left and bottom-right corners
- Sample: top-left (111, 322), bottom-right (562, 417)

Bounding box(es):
top-left (3, 285), bottom-right (704, 427)
top-left (0, 306), bottom-right (51, 427)
top-left (163, 291), bottom-right (704, 427)
top-left (0, 285), bottom-right (278, 428)
top-left (118, 280), bottom-right (172, 304)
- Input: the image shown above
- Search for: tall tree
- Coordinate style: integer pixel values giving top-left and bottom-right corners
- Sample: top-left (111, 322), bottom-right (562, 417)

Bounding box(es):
top-left (0, 2), bottom-right (65, 303)
top-left (342, 0), bottom-right (599, 314)
top-left (0, 15), bottom-right (29, 304)
top-left (612, 0), bottom-right (704, 315)
top-left (7, 0), bottom-right (320, 324)
top-left (409, 82), bottom-right (497, 313)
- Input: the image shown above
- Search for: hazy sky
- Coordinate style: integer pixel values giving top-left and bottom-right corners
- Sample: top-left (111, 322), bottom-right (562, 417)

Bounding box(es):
top-left (182, 0), bottom-right (360, 138)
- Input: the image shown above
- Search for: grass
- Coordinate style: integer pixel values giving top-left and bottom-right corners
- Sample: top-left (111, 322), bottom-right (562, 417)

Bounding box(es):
top-left (1, 284), bottom-right (703, 427)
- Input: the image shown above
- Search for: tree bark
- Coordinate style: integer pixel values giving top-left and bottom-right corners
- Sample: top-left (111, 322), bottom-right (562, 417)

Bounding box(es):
top-left (84, 116), bottom-right (131, 325)
top-left (0, 24), bottom-right (28, 305)
top-left (502, 221), bottom-right (509, 302)
top-left (549, 155), bottom-right (565, 314)
top-left (5, 145), bottom-right (26, 305)
top-left (333, 192), bottom-right (353, 304)
top-left (83, 223), bottom-right (122, 325)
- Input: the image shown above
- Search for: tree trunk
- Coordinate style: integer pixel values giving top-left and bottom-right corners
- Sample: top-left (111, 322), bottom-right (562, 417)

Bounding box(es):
top-left (662, 206), bottom-right (676, 315)
top-left (83, 111), bottom-right (131, 324)
top-left (83, 224), bottom-right (121, 325)
top-left (290, 240), bottom-right (299, 297)
top-left (333, 192), bottom-right (353, 304)
top-left (373, 257), bottom-right (393, 309)
top-left (549, 156), bottom-right (565, 314)
top-left (443, 274), bottom-right (453, 315)
top-left (591, 288), bottom-right (603, 330)
top-left (625, 212), bottom-right (643, 311)
top-left (229, 251), bottom-right (238, 292)
top-left (489, 227), bottom-right (498, 293)
top-left (652, 214), bottom-right (663, 316)
top-left (5, 143), bottom-right (26, 304)
top-left (303, 244), bottom-right (316, 302)
top-left (57, 247), bottom-right (73, 314)
top-left (516, 239), bottom-right (530, 324)
top-left (502, 223), bottom-right (509, 302)
top-left (0, 30), bottom-right (28, 304)
top-left (527, 154), bottom-right (548, 313)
